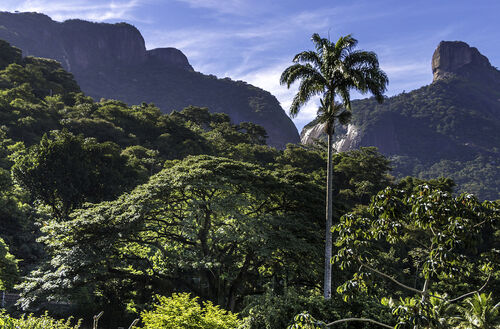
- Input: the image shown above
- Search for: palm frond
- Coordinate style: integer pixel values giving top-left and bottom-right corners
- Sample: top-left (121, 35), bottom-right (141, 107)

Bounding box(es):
top-left (337, 110), bottom-right (352, 125)
top-left (280, 32), bottom-right (388, 118)
top-left (336, 87), bottom-right (352, 110)
top-left (289, 78), bottom-right (324, 117)
top-left (293, 50), bottom-right (322, 69)
top-left (280, 63), bottom-right (326, 88)
top-left (344, 50), bottom-right (379, 69)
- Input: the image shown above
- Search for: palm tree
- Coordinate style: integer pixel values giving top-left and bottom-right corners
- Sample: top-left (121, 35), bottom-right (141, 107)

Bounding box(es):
top-left (454, 293), bottom-right (500, 329)
top-left (280, 33), bottom-right (388, 299)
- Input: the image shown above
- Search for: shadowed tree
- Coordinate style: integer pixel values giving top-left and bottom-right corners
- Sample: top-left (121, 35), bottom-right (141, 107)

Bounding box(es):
top-left (280, 33), bottom-right (388, 299)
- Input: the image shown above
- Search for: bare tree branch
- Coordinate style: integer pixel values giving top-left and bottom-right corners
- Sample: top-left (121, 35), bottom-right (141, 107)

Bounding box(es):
top-left (326, 317), bottom-right (393, 328)
top-left (447, 274), bottom-right (491, 303)
top-left (359, 261), bottom-right (423, 294)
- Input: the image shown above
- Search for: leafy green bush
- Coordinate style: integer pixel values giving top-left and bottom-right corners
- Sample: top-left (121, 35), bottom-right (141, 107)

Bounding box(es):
top-left (140, 293), bottom-right (242, 329)
top-left (0, 237), bottom-right (19, 290)
top-left (0, 311), bottom-right (81, 329)
top-left (240, 288), bottom-right (343, 329)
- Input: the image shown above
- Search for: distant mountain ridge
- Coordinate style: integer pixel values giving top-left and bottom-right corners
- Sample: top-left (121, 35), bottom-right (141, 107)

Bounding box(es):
top-left (0, 11), bottom-right (299, 148)
top-left (301, 41), bottom-right (500, 199)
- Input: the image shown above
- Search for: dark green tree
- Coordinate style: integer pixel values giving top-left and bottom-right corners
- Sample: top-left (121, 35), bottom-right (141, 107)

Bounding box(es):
top-left (12, 130), bottom-right (135, 220)
top-left (0, 237), bottom-right (19, 291)
top-left (280, 33), bottom-right (388, 298)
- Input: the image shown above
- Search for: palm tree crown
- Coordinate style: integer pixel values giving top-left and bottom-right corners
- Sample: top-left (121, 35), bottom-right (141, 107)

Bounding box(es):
top-left (280, 33), bottom-right (388, 132)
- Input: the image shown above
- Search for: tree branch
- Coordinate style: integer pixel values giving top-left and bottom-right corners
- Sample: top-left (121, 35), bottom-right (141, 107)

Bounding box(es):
top-left (326, 318), bottom-right (393, 328)
top-left (359, 261), bottom-right (423, 294)
top-left (447, 274), bottom-right (491, 303)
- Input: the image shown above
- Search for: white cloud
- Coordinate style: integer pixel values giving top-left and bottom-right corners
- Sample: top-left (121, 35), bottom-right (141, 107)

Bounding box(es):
top-left (174, 0), bottom-right (249, 15)
top-left (0, 0), bottom-right (145, 22)
top-left (233, 61), bottom-right (320, 131)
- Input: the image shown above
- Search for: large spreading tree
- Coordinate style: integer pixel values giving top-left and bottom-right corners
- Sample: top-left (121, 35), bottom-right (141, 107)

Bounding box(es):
top-left (280, 33), bottom-right (388, 299)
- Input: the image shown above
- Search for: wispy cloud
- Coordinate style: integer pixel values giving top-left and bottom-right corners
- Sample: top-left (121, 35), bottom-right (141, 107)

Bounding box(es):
top-left (0, 0), bottom-right (145, 22)
top-left (233, 60), bottom-right (321, 130)
top-left (145, 7), bottom-right (334, 65)
top-left (174, 0), bottom-right (250, 15)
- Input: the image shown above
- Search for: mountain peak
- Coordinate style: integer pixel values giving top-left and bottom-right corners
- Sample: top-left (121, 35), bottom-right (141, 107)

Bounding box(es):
top-left (146, 48), bottom-right (193, 71)
top-left (432, 41), bottom-right (492, 81)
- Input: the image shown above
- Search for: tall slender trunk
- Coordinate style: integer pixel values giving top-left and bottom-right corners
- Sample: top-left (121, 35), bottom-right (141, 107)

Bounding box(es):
top-left (324, 131), bottom-right (333, 299)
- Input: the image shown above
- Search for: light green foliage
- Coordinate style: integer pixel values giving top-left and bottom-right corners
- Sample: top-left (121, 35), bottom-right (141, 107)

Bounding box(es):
top-left (0, 311), bottom-right (81, 329)
top-left (0, 131), bottom-right (42, 269)
top-left (140, 293), bottom-right (241, 329)
top-left (287, 313), bottom-right (326, 329)
top-left (0, 237), bottom-right (19, 290)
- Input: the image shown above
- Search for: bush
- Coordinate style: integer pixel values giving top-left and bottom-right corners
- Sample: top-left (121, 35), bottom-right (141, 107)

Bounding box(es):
top-left (0, 311), bottom-right (81, 329)
top-left (140, 293), bottom-right (242, 329)
top-left (240, 288), bottom-right (393, 329)
top-left (240, 288), bottom-right (340, 329)
top-left (0, 237), bottom-right (19, 290)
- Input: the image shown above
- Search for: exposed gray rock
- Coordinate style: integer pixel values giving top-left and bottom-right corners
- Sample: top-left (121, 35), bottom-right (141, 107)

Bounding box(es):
top-left (146, 48), bottom-right (194, 71)
top-left (432, 41), bottom-right (492, 81)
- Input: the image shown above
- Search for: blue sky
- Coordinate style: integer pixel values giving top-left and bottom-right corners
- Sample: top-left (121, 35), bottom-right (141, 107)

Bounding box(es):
top-left (1, 0), bottom-right (499, 131)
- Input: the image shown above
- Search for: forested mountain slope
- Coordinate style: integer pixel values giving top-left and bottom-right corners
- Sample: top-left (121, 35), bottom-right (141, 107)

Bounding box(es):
top-left (0, 11), bottom-right (299, 148)
top-left (0, 38), bottom-right (498, 329)
top-left (301, 41), bottom-right (500, 200)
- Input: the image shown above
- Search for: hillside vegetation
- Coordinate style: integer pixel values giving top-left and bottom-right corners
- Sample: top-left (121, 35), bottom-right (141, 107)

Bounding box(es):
top-left (0, 40), bottom-right (498, 329)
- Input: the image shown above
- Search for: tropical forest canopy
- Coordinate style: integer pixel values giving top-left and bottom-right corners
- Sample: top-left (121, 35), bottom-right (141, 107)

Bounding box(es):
top-left (0, 39), bottom-right (498, 329)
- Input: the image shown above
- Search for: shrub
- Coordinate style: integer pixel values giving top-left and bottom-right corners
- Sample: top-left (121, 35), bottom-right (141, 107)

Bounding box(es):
top-left (140, 293), bottom-right (242, 329)
top-left (0, 311), bottom-right (81, 329)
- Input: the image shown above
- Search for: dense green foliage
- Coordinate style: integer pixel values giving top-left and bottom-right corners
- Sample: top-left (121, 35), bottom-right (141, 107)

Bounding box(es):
top-left (140, 293), bottom-right (241, 329)
top-left (0, 12), bottom-right (300, 148)
top-left (454, 293), bottom-right (500, 329)
top-left (18, 155), bottom-right (323, 313)
top-left (0, 237), bottom-right (19, 290)
top-left (0, 40), bottom-right (396, 327)
top-left (287, 184), bottom-right (500, 328)
top-left (12, 130), bottom-right (136, 220)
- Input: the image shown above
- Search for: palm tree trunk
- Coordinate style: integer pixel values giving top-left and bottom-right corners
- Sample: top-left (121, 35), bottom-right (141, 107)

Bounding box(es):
top-left (324, 131), bottom-right (333, 299)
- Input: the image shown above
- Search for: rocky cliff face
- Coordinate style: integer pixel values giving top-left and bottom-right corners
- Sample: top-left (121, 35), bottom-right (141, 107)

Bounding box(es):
top-left (432, 41), bottom-right (494, 81)
top-left (0, 12), bottom-right (299, 147)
